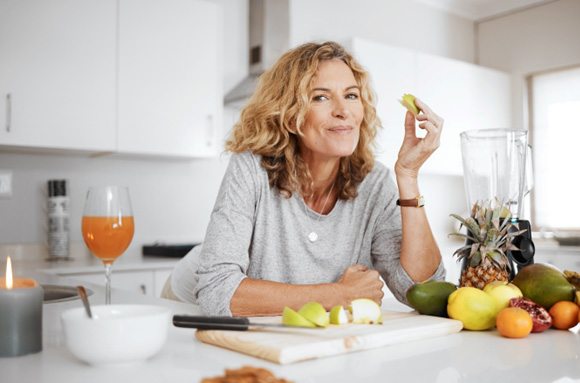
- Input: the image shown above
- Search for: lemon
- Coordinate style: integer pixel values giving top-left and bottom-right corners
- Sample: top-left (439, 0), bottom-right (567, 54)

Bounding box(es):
top-left (447, 287), bottom-right (497, 330)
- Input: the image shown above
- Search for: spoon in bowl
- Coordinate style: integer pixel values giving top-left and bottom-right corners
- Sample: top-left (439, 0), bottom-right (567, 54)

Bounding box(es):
top-left (77, 286), bottom-right (93, 319)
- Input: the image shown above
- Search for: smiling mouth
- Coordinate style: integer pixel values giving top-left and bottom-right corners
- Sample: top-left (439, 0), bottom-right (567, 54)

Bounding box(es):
top-left (328, 126), bottom-right (354, 133)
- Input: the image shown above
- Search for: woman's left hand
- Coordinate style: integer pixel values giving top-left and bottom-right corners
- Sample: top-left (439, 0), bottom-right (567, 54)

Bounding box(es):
top-left (395, 98), bottom-right (443, 179)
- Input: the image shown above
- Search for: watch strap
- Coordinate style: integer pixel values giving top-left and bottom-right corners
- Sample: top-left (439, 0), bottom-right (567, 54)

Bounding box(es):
top-left (396, 195), bottom-right (425, 207)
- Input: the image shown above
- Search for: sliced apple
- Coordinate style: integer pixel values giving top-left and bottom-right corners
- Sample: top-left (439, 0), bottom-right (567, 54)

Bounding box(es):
top-left (349, 298), bottom-right (383, 324)
top-left (399, 93), bottom-right (420, 116)
top-left (281, 307), bottom-right (317, 328)
top-left (298, 301), bottom-right (329, 327)
top-left (329, 305), bottom-right (349, 325)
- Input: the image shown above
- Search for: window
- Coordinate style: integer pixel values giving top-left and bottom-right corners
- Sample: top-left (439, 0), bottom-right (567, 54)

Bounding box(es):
top-left (530, 66), bottom-right (580, 231)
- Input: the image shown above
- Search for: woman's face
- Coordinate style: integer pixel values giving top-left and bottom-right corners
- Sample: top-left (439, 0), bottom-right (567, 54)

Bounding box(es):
top-left (299, 59), bottom-right (364, 161)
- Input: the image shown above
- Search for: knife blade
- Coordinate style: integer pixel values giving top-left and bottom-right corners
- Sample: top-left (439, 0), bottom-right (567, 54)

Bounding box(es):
top-left (172, 315), bottom-right (320, 331)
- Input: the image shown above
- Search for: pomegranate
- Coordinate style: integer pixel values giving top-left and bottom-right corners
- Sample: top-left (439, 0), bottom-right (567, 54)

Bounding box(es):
top-left (509, 297), bottom-right (552, 333)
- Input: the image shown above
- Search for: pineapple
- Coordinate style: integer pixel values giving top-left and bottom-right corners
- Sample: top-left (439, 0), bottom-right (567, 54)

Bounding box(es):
top-left (450, 199), bottom-right (526, 289)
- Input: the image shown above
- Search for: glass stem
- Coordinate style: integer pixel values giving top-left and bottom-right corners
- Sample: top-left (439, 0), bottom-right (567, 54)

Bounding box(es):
top-left (104, 262), bottom-right (112, 305)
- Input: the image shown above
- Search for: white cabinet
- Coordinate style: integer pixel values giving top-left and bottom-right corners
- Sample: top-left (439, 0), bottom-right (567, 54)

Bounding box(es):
top-left (117, 0), bottom-right (221, 157)
top-left (62, 268), bottom-right (173, 297)
top-left (0, 0), bottom-right (117, 152)
top-left (0, 0), bottom-right (222, 158)
top-left (414, 52), bottom-right (512, 175)
top-left (350, 38), bottom-right (512, 175)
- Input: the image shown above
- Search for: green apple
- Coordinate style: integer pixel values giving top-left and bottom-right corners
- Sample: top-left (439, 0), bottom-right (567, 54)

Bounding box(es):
top-left (298, 301), bottom-right (329, 327)
top-left (399, 93), bottom-right (420, 115)
top-left (329, 305), bottom-right (349, 325)
top-left (483, 281), bottom-right (523, 313)
top-left (281, 307), bottom-right (317, 328)
top-left (349, 298), bottom-right (383, 324)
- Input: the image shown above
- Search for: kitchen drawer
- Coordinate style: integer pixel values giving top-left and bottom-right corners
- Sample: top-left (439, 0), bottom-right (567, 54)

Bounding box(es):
top-left (63, 270), bottom-right (155, 296)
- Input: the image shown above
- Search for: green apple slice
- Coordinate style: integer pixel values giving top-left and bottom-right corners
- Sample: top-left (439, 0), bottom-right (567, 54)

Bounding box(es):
top-left (329, 305), bottom-right (349, 325)
top-left (298, 302), bottom-right (329, 327)
top-left (281, 307), bottom-right (317, 328)
top-left (349, 298), bottom-right (383, 324)
top-left (399, 93), bottom-right (420, 115)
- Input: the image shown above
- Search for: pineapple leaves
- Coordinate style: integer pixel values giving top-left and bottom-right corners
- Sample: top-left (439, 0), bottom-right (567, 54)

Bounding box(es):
top-left (469, 251), bottom-right (482, 267)
top-left (450, 198), bottom-right (529, 269)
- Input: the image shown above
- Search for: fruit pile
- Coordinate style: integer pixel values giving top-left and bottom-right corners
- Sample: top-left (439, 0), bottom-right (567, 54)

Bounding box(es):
top-left (406, 263), bottom-right (579, 338)
top-left (281, 299), bottom-right (382, 328)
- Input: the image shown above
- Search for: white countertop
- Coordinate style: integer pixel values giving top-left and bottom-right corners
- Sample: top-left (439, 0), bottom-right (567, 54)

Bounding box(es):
top-left (1, 269), bottom-right (579, 383)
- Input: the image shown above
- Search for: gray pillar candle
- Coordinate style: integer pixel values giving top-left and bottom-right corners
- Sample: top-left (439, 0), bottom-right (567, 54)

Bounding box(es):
top-left (0, 261), bottom-right (43, 357)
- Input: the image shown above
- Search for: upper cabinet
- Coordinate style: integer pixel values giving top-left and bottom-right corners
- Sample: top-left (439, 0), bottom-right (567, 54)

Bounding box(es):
top-left (0, 0), bottom-right (117, 152)
top-left (117, 0), bottom-right (221, 157)
top-left (350, 38), bottom-right (513, 175)
top-left (0, 0), bottom-right (222, 158)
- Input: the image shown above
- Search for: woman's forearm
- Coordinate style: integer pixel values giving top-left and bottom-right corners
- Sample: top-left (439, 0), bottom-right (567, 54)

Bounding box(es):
top-left (230, 278), bottom-right (346, 317)
top-left (396, 173), bottom-right (441, 282)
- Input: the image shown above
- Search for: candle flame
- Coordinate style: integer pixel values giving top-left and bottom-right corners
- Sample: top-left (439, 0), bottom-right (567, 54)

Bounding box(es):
top-left (6, 256), bottom-right (13, 289)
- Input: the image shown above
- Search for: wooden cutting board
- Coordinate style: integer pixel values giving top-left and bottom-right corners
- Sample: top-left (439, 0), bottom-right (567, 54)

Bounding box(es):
top-left (195, 311), bottom-right (463, 364)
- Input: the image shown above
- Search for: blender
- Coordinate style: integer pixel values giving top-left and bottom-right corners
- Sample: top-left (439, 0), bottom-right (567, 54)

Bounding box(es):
top-left (460, 129), bottom-right (536, 275)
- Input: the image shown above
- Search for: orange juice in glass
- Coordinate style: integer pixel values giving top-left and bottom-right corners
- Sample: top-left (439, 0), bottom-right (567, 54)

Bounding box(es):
top-left (82, 186), bottom-right (134, 304)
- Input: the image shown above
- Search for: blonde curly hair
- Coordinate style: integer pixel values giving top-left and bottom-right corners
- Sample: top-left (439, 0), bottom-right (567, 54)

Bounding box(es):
top-left (226, 41), bottom-right (380, 199)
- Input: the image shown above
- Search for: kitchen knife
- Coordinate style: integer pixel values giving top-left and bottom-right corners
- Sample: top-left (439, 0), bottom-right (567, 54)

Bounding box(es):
top-left (172, 315), bottom-right (320, 331)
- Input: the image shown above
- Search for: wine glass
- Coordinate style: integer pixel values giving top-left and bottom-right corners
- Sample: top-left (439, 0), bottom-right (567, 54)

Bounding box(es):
top-left (81, 186), bottom-right (134, 305)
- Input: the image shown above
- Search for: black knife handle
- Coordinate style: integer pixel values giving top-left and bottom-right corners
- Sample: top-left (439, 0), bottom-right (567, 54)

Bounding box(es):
top-left (172, 315), bottom-right (250, 331)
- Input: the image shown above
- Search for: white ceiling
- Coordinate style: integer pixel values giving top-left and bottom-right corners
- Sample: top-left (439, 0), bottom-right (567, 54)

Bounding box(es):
top-left (415, 0), bottom-right (555, 21)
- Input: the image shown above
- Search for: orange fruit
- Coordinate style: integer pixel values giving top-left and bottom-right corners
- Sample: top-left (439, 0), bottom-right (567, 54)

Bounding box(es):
top-left (496, 307), bottom-right (533, 338)
top-left (549, 301), bottom-right (580, 330)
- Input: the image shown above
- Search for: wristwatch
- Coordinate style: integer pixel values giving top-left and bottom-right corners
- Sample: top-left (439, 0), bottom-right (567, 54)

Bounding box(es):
top-left (396, 195), bottom-right (425, 207)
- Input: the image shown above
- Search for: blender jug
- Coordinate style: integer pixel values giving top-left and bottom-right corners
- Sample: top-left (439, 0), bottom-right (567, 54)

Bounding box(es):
top-left (460, 129), bottom-right (535, 270)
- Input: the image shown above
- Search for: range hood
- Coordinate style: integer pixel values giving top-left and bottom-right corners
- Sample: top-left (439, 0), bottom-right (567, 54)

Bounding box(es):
top-left (224, 0), bottom-right (290, 107)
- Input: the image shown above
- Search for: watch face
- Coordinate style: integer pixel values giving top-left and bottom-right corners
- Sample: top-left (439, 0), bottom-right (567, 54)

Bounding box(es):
top-left (418, 196), bottom-right (425, 207)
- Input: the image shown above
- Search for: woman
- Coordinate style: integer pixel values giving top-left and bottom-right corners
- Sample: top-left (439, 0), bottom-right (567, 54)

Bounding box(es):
top-left (169, 41), bottom-right (445, 316)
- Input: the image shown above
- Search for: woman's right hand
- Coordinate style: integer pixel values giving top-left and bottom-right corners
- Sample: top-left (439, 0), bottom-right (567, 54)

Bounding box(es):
top-left (337, 264), bottom-right (384, 305)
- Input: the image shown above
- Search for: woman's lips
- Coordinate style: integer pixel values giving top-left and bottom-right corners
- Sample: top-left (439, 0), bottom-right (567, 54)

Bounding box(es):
top-left (328, 125), bottom-right (354, 134)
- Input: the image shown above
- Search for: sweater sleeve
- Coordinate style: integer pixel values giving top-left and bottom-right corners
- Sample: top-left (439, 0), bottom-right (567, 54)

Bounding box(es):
top-left (193, 153), bottom-right (260, 315)
top-left (371, 172), bottom-right (446, 305)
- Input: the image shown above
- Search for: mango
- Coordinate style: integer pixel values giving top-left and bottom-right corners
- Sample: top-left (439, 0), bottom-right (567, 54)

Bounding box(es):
top-left (512, 263), bottom-right (576, 310)
top-left (406, 280), bottom-right (457, 317)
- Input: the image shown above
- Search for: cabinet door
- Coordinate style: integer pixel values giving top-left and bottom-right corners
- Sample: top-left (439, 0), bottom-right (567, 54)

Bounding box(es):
top-left (117, 0), bottom-right (222, 157)
top-left (64, 270), bottom-right (155, 296)
top-left (415, 52), bottom-right (512, 175)
top-left (0, 0), bottom-right (117, 151)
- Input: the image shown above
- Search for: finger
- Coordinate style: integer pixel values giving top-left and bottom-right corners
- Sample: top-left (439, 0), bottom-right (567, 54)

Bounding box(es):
top-left (418, 122), bottom-right (441, 148)
top-left (404, 111), bottom-right (416, 139)
top-left (415, 98), bottom-right (442, 122)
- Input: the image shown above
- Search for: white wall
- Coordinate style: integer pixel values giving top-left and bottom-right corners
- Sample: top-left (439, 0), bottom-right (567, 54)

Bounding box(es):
top-left (289, 0), bottom-right (475, 63)
top-left (0, 151), bottom-right (230, 253)
top-left (0, 0), bottom-right (472, 262)
top-left (477, 0), bottom-right (580, 129)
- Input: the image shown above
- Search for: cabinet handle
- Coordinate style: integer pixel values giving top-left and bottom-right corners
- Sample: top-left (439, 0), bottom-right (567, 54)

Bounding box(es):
top-left (5, 93), bottom-right (11, 132)
top-left (206, 114), bottom-right (213, 147)
top-left (140, 284), bottom-right (147, 295)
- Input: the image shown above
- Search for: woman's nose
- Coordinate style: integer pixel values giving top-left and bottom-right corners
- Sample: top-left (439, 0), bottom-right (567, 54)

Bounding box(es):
top-left (331, 99), bottom-right (350, 119)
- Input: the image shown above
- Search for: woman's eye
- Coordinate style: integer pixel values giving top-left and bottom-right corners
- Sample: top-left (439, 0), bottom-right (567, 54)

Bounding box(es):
top-left (312, 94), bottom-right (329, 102)
top-left (346, 93), bottom-right (359, 100)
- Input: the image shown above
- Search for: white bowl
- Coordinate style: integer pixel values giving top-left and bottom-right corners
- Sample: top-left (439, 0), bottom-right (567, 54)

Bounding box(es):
top-left (61, 304), bottom-right (171, 365)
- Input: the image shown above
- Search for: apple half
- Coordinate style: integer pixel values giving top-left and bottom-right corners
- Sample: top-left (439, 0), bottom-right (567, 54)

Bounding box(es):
top-left (349, 298), bottom-right (383, 324)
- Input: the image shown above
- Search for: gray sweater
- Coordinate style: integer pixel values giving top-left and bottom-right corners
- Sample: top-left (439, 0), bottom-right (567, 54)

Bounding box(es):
top-left (171, 151), bottom-right (445, 315)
